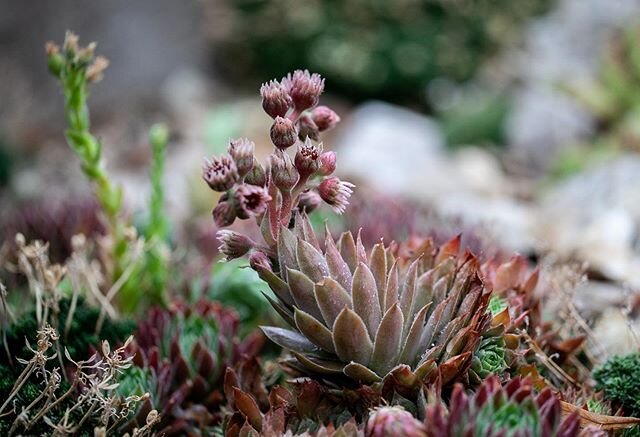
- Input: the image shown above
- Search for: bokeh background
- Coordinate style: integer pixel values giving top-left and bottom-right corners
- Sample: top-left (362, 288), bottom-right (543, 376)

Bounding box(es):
top-left (2, 0), bottom-right (640, 352)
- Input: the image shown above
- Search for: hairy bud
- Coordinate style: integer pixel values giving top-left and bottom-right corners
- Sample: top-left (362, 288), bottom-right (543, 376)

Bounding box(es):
top-left (294, 139), bottom-right (322, 177)
top-left (260, 80), bottom-right (292, 119)
top-left (317, 151), bottom-right (337, 176)
top-left (312, 106), bottom-right (341, 131)
top-left (297, 190), bottom-right (322, 213)
top-left (282, 70), bottom-right (325, 112)
top-left (297, 113), bottom-right (320, 141)
top-left (228, 138), bottom-right (255, 177)
top-left (245, 158), bottom-right (267, 187)
top-left (270, 116), bottom-right (297, 150)
top-left (202, 154), bottom-right (239, 192)
top-left (249, 250), bottom-right (272, 272)
top-left (270, 151), bottom-right (299, 192)
top-left (234, 184), bottom-right (271, 219)
top-left (318, 177), bottom-right (355, 214)
top-left (212, 200), bottom-right (237, 227)
top-left (217, 230), bottom-right (255, 261)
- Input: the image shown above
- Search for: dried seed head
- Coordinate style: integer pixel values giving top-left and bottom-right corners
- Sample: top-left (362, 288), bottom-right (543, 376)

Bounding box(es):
top-left (270, 116), bottom-right (297, 150)
top-left (63, 31), bottom-right (79, 55)
top-left (317, 151), bottom-right (337, 176)
top-left (228, 138), bottom-right (256, 177)
top-left (260, 80), bottom-right (292, 119)
top-left (282, 70), bottom-right (325, 112)
top-left (234, 184), bottom-right (272, 219)
top-left (202, 154), bottom-right (239, 192)
top-left (270, 151), bottom-right (299, 191)
top-left (212, 200), bottom-right (237, 227)
top-left (294, 138), bottom-right (323, 177)
top-left (217, 230), bottom-right (255, 261)
top-left (318, 177), bottom-right (354, 214)
top-left (312, 105), bottom-right (341, 131)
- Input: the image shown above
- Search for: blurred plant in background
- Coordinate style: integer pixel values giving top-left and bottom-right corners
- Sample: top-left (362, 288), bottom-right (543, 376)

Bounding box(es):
top-left (557, 24), bottom-right (640, 179)
top-left (205, 0), bottom-right (552, 105)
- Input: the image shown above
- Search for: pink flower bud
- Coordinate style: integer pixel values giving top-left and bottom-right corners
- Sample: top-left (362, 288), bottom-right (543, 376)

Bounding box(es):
top-left (294, 138), bottom-right (322, 177)
top-left (260, 80), bottom-right (292, 119)
top-left (202, 154), bottom-right (239, 192)
top-left (249, 250), bottom-right (272, 272)
top-left (312, 105), bottom-right (340, 131)
top-left (318, 177), bottom-right (355, 214)
top-left (270, 116), bottom-right (297, 150)
top-left (297, 113), bottom-right (320, 141)
top-left (228, 138), bottom-right (255, 177)
top-left (216, 230), bottom-right (255, 261)
top-left (245, 158), bottom-right (267, 187)
top-left (297, 190), bottom-right (322, 213)
top-left (317, 151), bottom-right (337, 176)
top-left (233, 184), bottom-right (271, 219)
top-left (270, 151), bottom-right (299, 191)
top-left (282, 70), bottom-right (325, 112)
top-left (212, 200), bottom-right (237, 227)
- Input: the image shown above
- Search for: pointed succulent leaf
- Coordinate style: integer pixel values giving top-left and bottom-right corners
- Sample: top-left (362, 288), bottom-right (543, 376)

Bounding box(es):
top-left (315, 277), bottom-right (352, 327)
top-left (260, 213), bottom-right (276, 247)
top-left (296, 237), bottom-right (330, 282)
top-left (332, 308), bottom-right (373, 365)
top-left (255, 267), bottom-right (294, 306)
top-left (495, 255), bottom-right (526, 291)
top-left (277, 226), bottom-right (298, 276)
top-left (355, 229), bottom-right (368, 265)
top-left (295, 308), bottom-right (336, 353)
top-left (384, 261), bottom-right (400, 312)
top-left (261, 326), bottom-right (319, 353)
top-left (371, 304), bottom-right (404, 376)
top-left (324, 224), bottom-right (352, 290)
top-left (399, 303), bottom-right (432, 365)
top-left (369, 242), bottom-right (387, 309)
top-left (261, 291), bottom-right (295, 326)
top-left (287, 267), bottom-right (323, 320)
top-left (352, 262), bottom-right (382, 339)
top-left (291, 352), bottom-right (345, 375)
top-left (414, 359), bottom-right (437, 381)
top-left (434, 234), bottom-right (461, 265)
top-left (233, 387), bottom-right (263, 430)
top-left (344, 362), bottom-right (382, 384)
top-left (337, 231), bottom-right (358, 272)
top-left (439, 352), bottom-right (471, 385)
top-left (399, 258), bottom-right (420, 327)
top-left (294, 212), bottom-right (320, 251)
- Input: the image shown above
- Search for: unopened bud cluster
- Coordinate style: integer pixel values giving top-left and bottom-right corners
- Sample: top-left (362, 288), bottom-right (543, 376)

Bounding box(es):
top-left (46, 31), bottom-right (109, 83)
top-left (203, 70), bottom-right (354, 263)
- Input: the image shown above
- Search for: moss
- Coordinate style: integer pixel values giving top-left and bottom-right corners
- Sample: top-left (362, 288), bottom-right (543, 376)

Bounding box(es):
top-left (594, 353), bottom-right (640, 417)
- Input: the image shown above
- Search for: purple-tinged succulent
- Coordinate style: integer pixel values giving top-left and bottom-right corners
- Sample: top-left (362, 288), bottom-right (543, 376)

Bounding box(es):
top-left (202, 154), bottom-right (239, 192)
top-left (318, 177), bottom-right (355, 214)
top-left (281, 69), bottom-right (325, 112)
top-left (424, 376), bottom-right (581, 437)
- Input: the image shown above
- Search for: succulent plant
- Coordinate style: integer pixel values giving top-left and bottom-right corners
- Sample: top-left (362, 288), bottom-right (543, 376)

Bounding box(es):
top-left (366, 406), bottom-right (426, 437)
top-left (204, 69), bottom-right (522, 393)
top-left (594, 353), bottom-right (640, 418)
top-left (424, 376), bottom-right (580, 437)
top-left (224, 359), bottom-right (379, 436)
top-left (254, 223), bottom-right (516, 390)
top-left (122, 300), bottom-right (265, 436)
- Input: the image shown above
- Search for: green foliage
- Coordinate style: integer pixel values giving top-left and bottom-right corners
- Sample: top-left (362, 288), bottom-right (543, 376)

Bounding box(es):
top-left (474, 396), bottom-right (540, 436)
top-left (439, 93), bottom-right (509, 148)
top-left (208, 0), bottom-right (551, 104)
top-left (488, 295), bottom-right (508, 317)
top-left (2, 297), bottom-right (135, 364)
top-left (594, 352), bottom-right (640, 417)
top-left (207, 259), bottom-right (274, 332)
